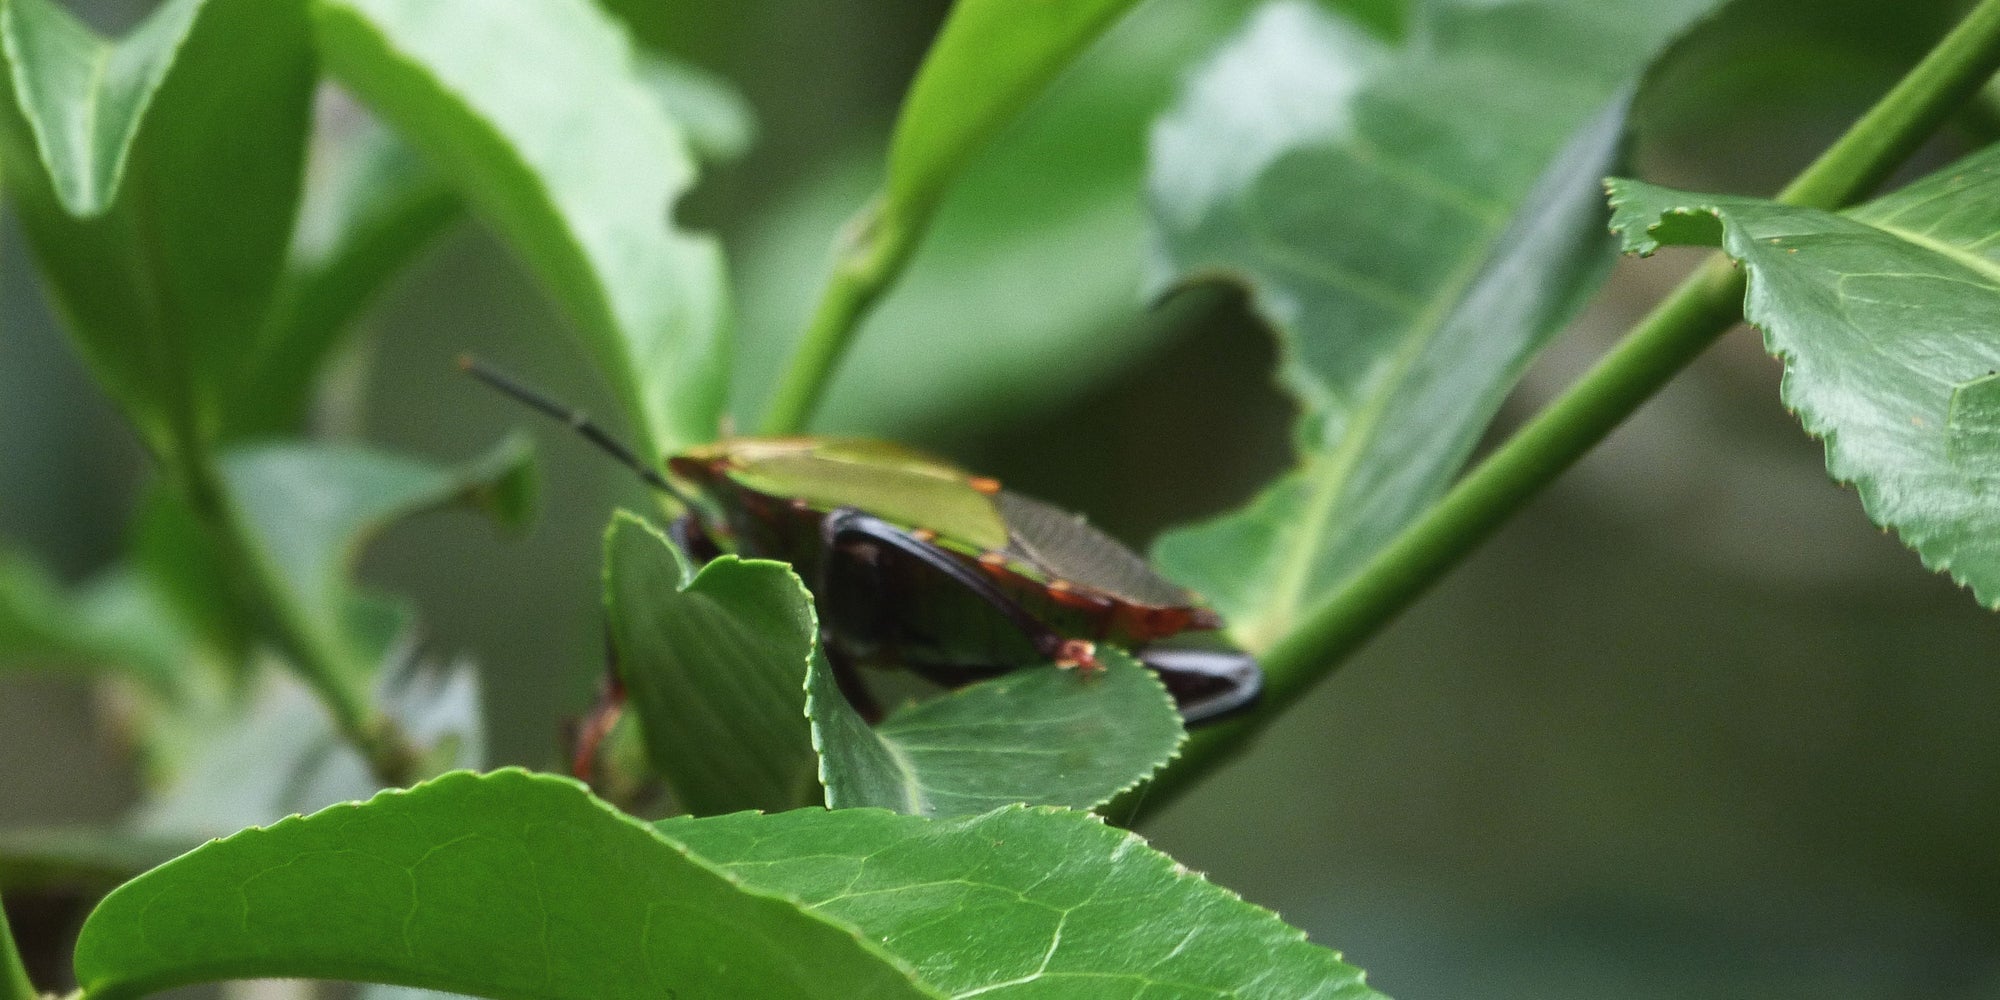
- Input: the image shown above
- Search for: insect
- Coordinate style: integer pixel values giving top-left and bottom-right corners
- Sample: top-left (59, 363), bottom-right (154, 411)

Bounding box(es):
top-left (461, 357), bottom-right (1262, 735)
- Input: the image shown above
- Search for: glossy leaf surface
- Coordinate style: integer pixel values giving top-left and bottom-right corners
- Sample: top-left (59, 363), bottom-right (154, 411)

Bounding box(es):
top-left (0, 0), bottom-right (314, 450)
top-left (73, 769), bottom-right (1378, 999)
top-left (314, 0), bottom-right (729, 457)
top-left (1608, 146), bottom-right (2000, 606)
top-left (73, 770), bottom-right (935, 1000)
top-left (661, 806), bottom-right (1387, 1000)
top-left (602, 513), bottom-right (821, 815)
top-left (809, 645), bottom-right (1185, 817)
top-left (1148, 0), bottom-right (1717, 650)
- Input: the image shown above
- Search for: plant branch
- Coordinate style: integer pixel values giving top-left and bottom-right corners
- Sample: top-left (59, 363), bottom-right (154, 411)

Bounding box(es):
top-left (0, 888), bottom-right (36, 1000)
top-left (1129, 0), bottom-right (2000, 817)
top-left (165, 432), bottom-right (418, 787)
top-left (759, 201), bottom-right (918, 435)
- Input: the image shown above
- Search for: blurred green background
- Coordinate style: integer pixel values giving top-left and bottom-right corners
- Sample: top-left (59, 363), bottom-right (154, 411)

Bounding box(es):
top-left (6, 0), bottom-right (2000, 997)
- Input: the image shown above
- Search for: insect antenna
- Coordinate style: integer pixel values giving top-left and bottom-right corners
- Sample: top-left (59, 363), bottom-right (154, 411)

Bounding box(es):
top-left (457, 354), bottom-right (698, 510)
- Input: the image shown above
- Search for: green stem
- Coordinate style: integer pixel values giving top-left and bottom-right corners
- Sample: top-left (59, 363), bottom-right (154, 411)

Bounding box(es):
top-left (1131, 0), bottom-right (2000, 817)
top-left (0, 889), bottom-right (36, 1000)
top-left (759, 202), bottom-right (918, 435)
top-left (167, 434), bottom-right (416, 787)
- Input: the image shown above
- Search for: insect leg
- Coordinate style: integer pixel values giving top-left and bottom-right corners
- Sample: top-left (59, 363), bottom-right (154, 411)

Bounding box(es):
top-left (819, 508), bottom-right (1097, 670)
top-left (1135, 646), bottom-right (1263, 724)
top-left (570, 635), bottom-right (628, 781)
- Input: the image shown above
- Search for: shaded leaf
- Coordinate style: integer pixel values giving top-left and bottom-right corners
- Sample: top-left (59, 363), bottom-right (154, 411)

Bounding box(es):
top-left (225, 438), bottom-right (534, 653)
top-left (134, 634), bottom-right (486, 840)
top-left (1607, 147), bottom-right (2000, 607)
top-left (809, 644), bottom-right (1184, 818)
top-left (314, 0), bottom-right (729, 458)
top-left (660, 806), bottom-right (1387, 1000)
top-left (73, 770), bottom-right (936, 1000)
top-left (137, 438), bottom-right (533, 704)
top-left (1149, 0), bottom-right (1718, 650)
top-left (602, 512), bottom-right (820, 815)
top-left (0, 0), bottom-right (315, 450)
top-left (0, 553), bottom-right (179, 696)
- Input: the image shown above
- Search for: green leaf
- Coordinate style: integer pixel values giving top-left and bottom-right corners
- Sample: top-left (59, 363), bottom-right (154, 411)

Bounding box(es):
top-left (1, 0), bottom-right (198, 216)
top-left (135, 649), bottom-right (485, 839)
top-left (226, 438), bottom-right (534, 657)
top-left (0, 552), bottom-right (180, 696)
top-left (239, 106), bottom-right (462, 437)
top-left (0, 0), bottom-right (315, 451)
top-left (660, 806), bottom-right (1387, 1000)
top-left (313, 0), bottom-right (729, 458)
top-left (138, 438), bottom-right (534, 701)
top-left (73, 770), bottom-right (1378, 999)
top-left (735, 0), bottom-right (1259, 435)
top-left (635, 53), bottom-right (756, 165)
top-left (602, 512), bottom-right (821, 815)
top-left (72, 770), bottom-right (937, 1000)
top-left (885, 0), bottom-right (1141, 229)
top-left (809, 645), bottom-right (1185, 818)
top-left (1606, 146), bottom-right (2000, 607)
top-left (1, 885), bottom-right (32, 1000)
top-left (1148, 0), bottom-right (1718, 650)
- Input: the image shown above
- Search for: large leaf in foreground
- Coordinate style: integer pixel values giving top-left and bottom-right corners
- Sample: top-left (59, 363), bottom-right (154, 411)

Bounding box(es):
top-left (73, 770), bottom-right (934, 1000)
top-left (0, 0), bottom-right (313, 450)
top-left (663, 806), bottom-right (1384, 1000)
top-left (74, 770), bottom-right (1378, 999)
top-left (809, 645), bottom-right (1184, 817)
top-left (1607, 145), bottom-right (2000, 607)
top-left (1148, 0), bottom-right (1717, 651)
top-left (603, 513), bottom-right (820, 815)
top-left (314, 0), bottom-right (729, 457)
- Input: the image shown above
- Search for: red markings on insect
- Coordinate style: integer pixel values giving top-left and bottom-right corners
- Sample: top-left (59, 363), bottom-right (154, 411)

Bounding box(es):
top-left (1054, 638), bottom-right (1101, 672)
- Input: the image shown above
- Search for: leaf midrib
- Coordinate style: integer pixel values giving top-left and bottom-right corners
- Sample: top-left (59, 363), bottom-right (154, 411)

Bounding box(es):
top-left (1865, 218), bottom-right (2000, 288)
top-left (1249, 247), bottom-right (1491, 649)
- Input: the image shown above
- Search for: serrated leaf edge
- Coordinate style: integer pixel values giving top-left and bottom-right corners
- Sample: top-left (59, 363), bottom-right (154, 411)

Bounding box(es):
top-left (83, 768), bottom-right (938, 997)
top-left (1608, 183), bottom-right (2000, 610)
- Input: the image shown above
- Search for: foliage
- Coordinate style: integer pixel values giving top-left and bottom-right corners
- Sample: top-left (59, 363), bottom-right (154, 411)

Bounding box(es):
top-left (1609, 146), bottom-right (2000, 607)
top-left (3, 0), bottom-right (2000, 996)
